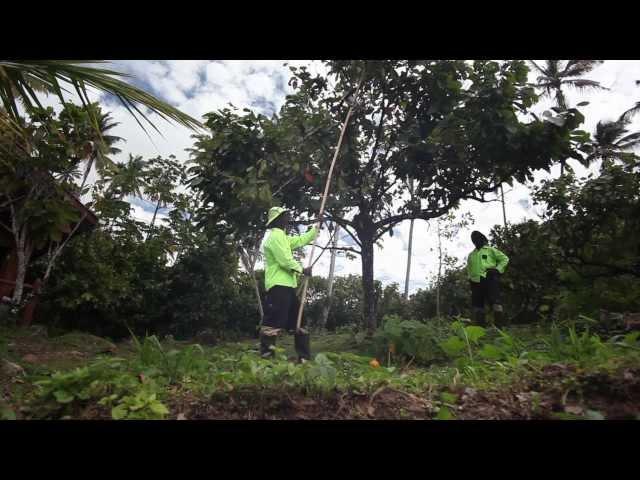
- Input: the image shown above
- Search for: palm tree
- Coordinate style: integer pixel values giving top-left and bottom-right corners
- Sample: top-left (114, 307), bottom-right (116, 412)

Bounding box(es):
top-left (79, 108), bottom-right (124, 192)
top-left (529, 60), bottom-right (606, 109)
top-left (587, 115), bottom-right (640, 168)
top-left (0, 61), bottom-right (203, 141)
top-left (104, 154), bottom-right (148, 201)
top-left (529, 60), bottom-right (608, 175)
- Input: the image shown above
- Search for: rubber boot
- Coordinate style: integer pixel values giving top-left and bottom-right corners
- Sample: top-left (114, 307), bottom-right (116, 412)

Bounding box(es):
top-left (493, 305), bottom-right (508, 328)
top-left (294, 328), bottom-right (311, 362)
top-left (260, 333), bottom-right (277, 358)
top-left (472, 307), bottom-right (486, 326)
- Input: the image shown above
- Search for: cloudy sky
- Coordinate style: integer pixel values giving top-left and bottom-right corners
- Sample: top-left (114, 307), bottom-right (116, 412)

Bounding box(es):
top-left (73, 60), bottom-right (640, 294)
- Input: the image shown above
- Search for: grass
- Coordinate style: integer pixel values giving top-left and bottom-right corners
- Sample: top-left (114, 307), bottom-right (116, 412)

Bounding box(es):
top-left (1, 321), bottom-right (639, 420)
top-left (237, 331), bottom-right (378, 360)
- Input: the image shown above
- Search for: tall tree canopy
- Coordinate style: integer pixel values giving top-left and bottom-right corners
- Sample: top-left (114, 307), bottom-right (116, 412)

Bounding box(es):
top-left (189, 60), bottom-right (590, 332)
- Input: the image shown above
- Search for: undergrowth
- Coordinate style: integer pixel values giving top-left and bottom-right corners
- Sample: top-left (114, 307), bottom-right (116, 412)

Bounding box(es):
top-left (14, 317), bottom-right (640, 420)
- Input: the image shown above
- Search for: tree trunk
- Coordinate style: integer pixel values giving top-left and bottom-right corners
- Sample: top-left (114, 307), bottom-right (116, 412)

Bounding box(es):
top-left (150, 198), bottom-right (161, 229)
top-left (556, 86), bottom-right (567, 177)
top-left (239, 247), bottom-right (264, 321)
top-left (251, 269), bottom-right (264, 321)
top-left (42, 212), bottom-right (89, 287)
top-left (404, 178), bottom-right (415, 300)
top-left (404, 218), bottom-right (414, 300)
top-left (500, 184), bottom-right (507, 228)
top-left (79, 154), bottom-right (95, 193)
top-left (321, 224), bottom-right (339, 329)
top-left (360, 236), bottom-right (377, 335)
top-left (146, 198), bottom-right (161, 240)
top-left (436, 221), bottom-right (442, 320)
top-left (11, 234), bottom-right (28, 305)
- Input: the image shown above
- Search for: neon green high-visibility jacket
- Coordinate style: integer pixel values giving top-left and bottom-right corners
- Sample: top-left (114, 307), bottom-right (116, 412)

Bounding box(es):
top-left (466, 245), bottom-right (509, 283)
top-left (263, 227), bottom-right (318, 291)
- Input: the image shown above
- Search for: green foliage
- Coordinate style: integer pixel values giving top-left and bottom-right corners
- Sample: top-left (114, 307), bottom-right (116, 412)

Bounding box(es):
top-left (160, 242), bottom-right (256, 339)
top-left (31, 356), bottom-right (169, 420)
top-left (189, 60), bottom-right (588, 331)
top-left (40, 212), bottom-right (258, 339)
top-left (109, 391), bottom-right (168, 420)
top-left (373, 315), bottom-right (451, 365)
top-left (38, 229), bottom-right (169, 337)
top-left (410, 267), bottom-right (470, 320)
top-left (0, 107), bottom-right (84, 255)
top-left (129, 332), bottom-right (209, 384)
top-left (18, 320), bottom-right (640, 420)
top-left (491, 220), bottom-right (562, 322)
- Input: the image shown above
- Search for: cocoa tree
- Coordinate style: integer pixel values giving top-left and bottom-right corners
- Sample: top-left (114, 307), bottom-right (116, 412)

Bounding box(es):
top-left (190, 60), bottom-right (590, 334)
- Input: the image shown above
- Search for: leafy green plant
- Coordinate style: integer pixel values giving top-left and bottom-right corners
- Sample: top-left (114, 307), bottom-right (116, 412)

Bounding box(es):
top-left (109, 389), bottom-right (169, 420)
top-left (374, 315), bottom-right (450, 365)
top-left (128, 331), bottom-right (208, 384)
top-left (439, 321), bottom-right (486, 365)
top-left (30, 354), bottom-right (170, 420)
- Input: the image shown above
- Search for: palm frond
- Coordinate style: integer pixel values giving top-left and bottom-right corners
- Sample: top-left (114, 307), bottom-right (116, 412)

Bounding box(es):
top-left (617, 140), bottom-right (640, 150)
top-left (594, 119), bottom-right (627, 146)
top-left (617, 131), bottom-right (640, 144)
top-left (561, 60), bottom-right (603, 78)
top-left (528, 60), bottom-right (549, 76)
top-left (546, 60), bottom-right (561, 76)
top-left (0, 60), bottom-right (204, 140)
top-left (563, 79), bottom-right (608, 92)
top-left (620, 101), bottom-right (640, 123)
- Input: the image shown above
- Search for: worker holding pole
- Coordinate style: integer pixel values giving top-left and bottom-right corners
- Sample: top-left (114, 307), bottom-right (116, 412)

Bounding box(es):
top-left (260, 207), bottom-right (318, 361)
top-left (262, 64), bottom-right (366, 363)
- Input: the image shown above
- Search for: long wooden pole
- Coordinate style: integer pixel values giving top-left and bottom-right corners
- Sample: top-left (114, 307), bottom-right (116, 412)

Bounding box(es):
top-left (295, 79), bottom-right (364, 331)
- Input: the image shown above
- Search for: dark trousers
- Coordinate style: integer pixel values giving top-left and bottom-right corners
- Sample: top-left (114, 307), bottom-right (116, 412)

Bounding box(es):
top-left (470, 269), bottom-right (501, 309)
top-left (261, 285), bottom-right (310, 360)
top-left (263, 285), bottom-right (301, 331)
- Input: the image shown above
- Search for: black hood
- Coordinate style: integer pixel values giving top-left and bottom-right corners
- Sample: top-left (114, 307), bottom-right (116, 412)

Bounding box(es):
top-left (471, 231), bottom-right (488, 249)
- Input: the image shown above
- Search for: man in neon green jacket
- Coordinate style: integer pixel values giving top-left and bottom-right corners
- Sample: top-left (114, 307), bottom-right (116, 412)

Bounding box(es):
top-left (466, 231), bottom-right (509, 326)
top-left (260, 207), bottom-right (318, 361)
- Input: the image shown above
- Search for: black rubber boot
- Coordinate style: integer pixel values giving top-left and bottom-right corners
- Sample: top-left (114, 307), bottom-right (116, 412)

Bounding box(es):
top-left (260, 333), bottom-right (277, 358)
top-left (493, 306), bottom-right (508, 328)
top-left (294, 329), bottom-right (311, 362)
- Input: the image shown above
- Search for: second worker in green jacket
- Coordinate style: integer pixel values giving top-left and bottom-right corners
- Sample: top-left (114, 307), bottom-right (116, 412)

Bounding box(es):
top-left (260, 206), bottom-right (318, 361)
top-left (466, 230), bottom-right (509, 326)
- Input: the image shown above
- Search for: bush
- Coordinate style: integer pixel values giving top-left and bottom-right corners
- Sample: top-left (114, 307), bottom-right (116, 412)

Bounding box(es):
top-left (373, 315), bottom-right (451, 365)
top-left (40, 230), bottom-right (261, 340)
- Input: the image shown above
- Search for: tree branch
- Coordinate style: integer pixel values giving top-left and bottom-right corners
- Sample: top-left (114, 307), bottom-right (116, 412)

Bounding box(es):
top-left (325, 215), bottom-right (362, 247)
top-left (0, 195), bottom-right (27, 210)
top-left (372, 178), bottom-right (506, 240)
top-left (313, 245), bottom-right (361, 255)
top-left (564, 254), bottom-right (639, 278)
top-left (367, 96), bottom-right (387, 169)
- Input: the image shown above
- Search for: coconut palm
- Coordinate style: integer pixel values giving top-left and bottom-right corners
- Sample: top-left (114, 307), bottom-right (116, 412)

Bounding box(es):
top-left (104, 154), bottom-right (149, 201)
top-left (529, 60), bottom-right (606, 109)
top-left (529, 61), bottom-right (608, 175)
top-left (79, 108), bottom-right (124, 192)
top-left (588, 115), bottom-right (640, 168)
top-left (0, 60), bottom-right (203, 141)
